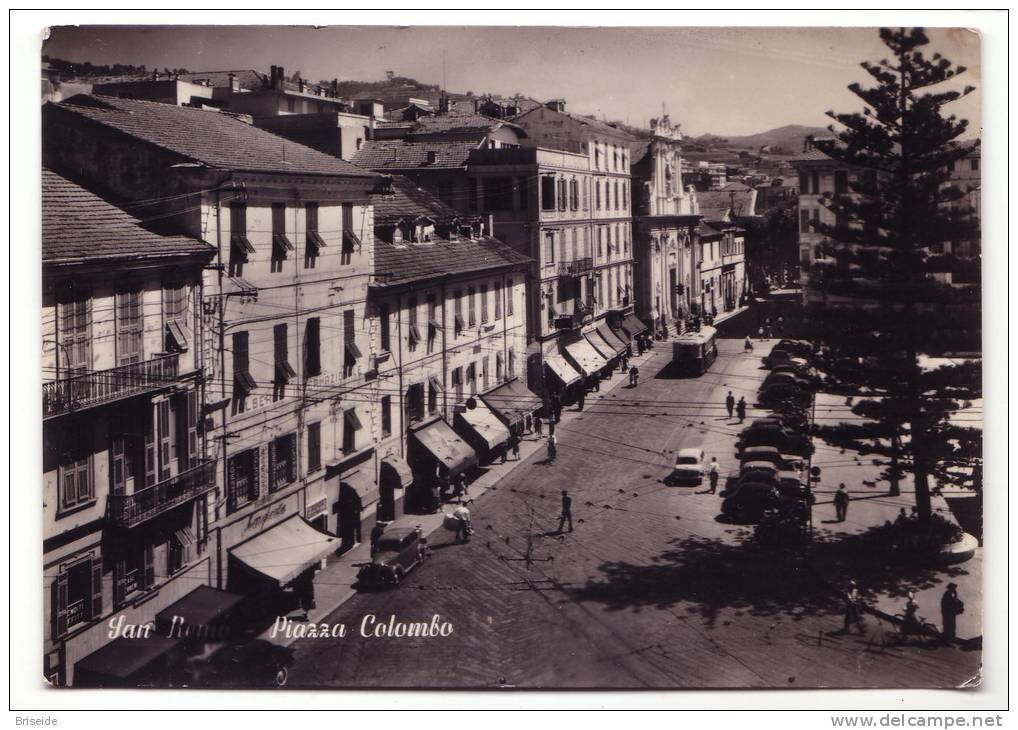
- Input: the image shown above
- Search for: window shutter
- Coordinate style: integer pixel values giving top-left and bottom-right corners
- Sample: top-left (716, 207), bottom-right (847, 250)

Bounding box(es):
top-left (111, 434), bottom-right (126, 496)
top-left (186, 391), bottom-right (199, 468)
top-left (55, 571), bottom-right (69, 638)
top-left (90, 556), bottom-right (103, 619)
top-left (287, 435), bottom-right (297, 483)
top-left (143, 544), bottom-right (155, 589)
top-left (267, 440), bottom-right (277, 491)
top-left (252, 447), bottom-right (262, 501)
top-left (157, 401), bottom-right (171, 481)
top-left (113, 559), bottom-right (126, 607)
top-left (143, 408), bottom-right (157, 487)
top-left (227, 457), bottom-right (238, 513)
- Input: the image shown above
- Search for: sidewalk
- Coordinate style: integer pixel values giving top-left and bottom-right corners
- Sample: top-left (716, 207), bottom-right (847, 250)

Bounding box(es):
top-left (260, 337), bottom-right (663, 647)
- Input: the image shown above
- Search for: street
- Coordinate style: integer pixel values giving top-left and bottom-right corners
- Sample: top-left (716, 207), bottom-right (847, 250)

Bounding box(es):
top-left (287, 338), bottom-right (981, 689)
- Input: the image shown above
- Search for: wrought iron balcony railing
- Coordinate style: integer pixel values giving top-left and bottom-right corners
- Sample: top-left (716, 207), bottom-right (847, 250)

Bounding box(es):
top-left (557, 257), bottom-right (593, 276)
top-left (43, 353), bottom-right (180, 419)
top-left (554, 303), bottom-right (594, 330)
top-left (106, 459), bottom-right (217, 528)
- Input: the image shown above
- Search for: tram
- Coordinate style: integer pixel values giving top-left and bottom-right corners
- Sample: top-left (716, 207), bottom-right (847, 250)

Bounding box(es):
top-left (672, 326), bottom-right (718, 375)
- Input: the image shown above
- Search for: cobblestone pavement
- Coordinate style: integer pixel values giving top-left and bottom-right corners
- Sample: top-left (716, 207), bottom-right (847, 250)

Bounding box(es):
top-left (287, 340), bottom-right (982, 689)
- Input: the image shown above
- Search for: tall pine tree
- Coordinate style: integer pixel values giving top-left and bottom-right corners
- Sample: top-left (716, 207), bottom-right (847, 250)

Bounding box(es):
top-left (805, 28), bottom-right (981, 523)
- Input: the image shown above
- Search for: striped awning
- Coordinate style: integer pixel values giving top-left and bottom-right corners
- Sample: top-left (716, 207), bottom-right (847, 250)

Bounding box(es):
top-left (545, 351), bottom-right (582, 387)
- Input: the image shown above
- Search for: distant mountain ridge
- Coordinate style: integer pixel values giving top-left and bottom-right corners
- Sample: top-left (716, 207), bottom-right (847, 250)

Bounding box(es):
top-left (689, 125), bottom-right (830, 153)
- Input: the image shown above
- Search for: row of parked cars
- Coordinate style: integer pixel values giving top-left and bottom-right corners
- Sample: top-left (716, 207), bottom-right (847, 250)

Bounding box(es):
top-left (721, 340), bottom-right (818, 524)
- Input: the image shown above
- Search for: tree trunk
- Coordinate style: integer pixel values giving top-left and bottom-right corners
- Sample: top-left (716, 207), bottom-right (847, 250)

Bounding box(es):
top-left (888, 432), bottom-right (902, 497)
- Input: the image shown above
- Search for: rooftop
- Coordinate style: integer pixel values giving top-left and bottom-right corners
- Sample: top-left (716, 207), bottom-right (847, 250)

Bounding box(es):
top-left (42, 168), bottom-right (213, 266)
top-left (351, 139), bottom-right (482, 170)
top-left (371, 175), bottom-right (464, 226)
top-left (696, 190), bottom-right (757, 218)
top-left (373, 234), bottom-right (531, 288)
top-left (50, 94), bottom-right (376, 178)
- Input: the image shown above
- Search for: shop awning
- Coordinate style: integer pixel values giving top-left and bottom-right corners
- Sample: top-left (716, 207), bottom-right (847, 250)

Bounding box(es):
top-left (380, 457), bottom-right (414, 488)
top-left (481, 377), bottom-right (543, 429)
top-left (154, 586), bottom-right (245, 636)
top-left (456, 399), bottom-right (511, 451)
top-left (599, 324), bottom-right (630, 354)
top-left (585, 330), bottom-right (615, 360)
top-left (340, 468), bottom-right (379, 508)
top-left (564, 337), bottom-right (608, 377)
top-left (410, 418), bottom-right (477, 476)
top-left (74, 637), bottom-right (183, 686)
top-left (229, 515), bottom-right (338, 588)
top-left (621, 313), bottom-right (649, 337)
top-left (545, 351), bottom-right (582, 388)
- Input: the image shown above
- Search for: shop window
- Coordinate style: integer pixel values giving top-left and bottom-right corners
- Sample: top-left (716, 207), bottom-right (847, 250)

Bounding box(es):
top-left (227, 448), bottom-right (260, 513)
top-left (114, 541), bottom-right (154, 608)
top-left (53, 555), bottom-right (101, 637)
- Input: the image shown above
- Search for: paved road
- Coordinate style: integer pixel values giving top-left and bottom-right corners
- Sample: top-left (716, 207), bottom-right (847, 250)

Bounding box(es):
top-left (287, 340), bottom-right (981, 689)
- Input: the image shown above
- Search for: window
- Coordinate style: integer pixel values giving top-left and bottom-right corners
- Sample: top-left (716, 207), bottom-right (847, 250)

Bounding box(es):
top-left (379, 303), bottom-right (391, 352)
top-left (496, 352), bottom-right (504, 381)
top-left (834, 170), bottom-right (849, 195)
top-left (970, 158), bottom-right (979, 171)
top-left (427, 294), bottom-right (438, 353)
top-left (427, 375), bottom-right (440, 414)
top-left (613, 145), bottom-right (619, 170)
top-left (467, 362), bottom-right (477, 395)
top-left (287, 98), bottom-right (296, 113)
top-left (343, 409), bottom-right (361, 454)
top-left (273, 323), bottom-right (295, 400)
top-left (115, 287), bottom-right (143, 366)
top-left (507, 348), bottom-right (516, 378)
top-left (453, 290), bottom-right (465, 336)
top-left (622, 182), bottom-right (628, 209)
top-left (482, 356), bottom-right (490, 388)
top-left (468, 287), bottom-right (477, 327)
top-left (480, 284), bottom-right (489, 323)
top-left (517, 176), bottom-right (529, 210)
top-left (227, 448), bottom-right (260, 513)
top-left (58, 289), bottom-right (91, 375)
top-left (594, 145), bottom-right (601, 170)
top-left (468, 179), bottom-right (479, 212)
top-left (407, 383), bottom-right (425, 424)
top-left (57, 432), bottom-right (93, 512)
top-left (595, 180), bottom-right (602, 210)
top-left (483, 177), bottom-right (513, 211)
top-left (172, 390), bottom-right (199, 472)
top-left (307, 422), bottom-right (322, 472)
top-left (570, 178), bottom-right (579, 210)
top-left (343, 310), bottom-right (359, 377)
top-left (268, 433), bottom-right (297, 491)
top-left (614, 181), bottom-right (620, 210)
top-left (810, 171), bottom-right (820, 195)
top-left (407, 297), bottom-right (420, 351)
top-left (230, 203), bottom-right (254, 268)
top-left (545, 231), bottom-right (555, 263)
top-left (305, 203), bottom-right (326, 266)
top-left (341, 204), bottom-right (359, 265)
top-left (271, 203), bottom-right (294, 270)
top-left (167, 533), bottom-right (185, 576)
top-left (162, 283), bottom-right (189, 352)
top-left (114, 541), bottom-right (155, 606)
top-left (506, 279), bottom-right (514, 316)
top-left (437, 181), bottom-right (454, 204)
top-left (800, 209), bottom-right (810, 233)
top-left (304, 317), bottom-right (321, 377)
top-left (452, 366), bottom-right (464, 403)
top-left (557, 178), bottom-right (567, 211)
top-left (381, 396), bottom-right (392, 437)
top-left (494, 282), bottom-right (502, 319)
top-left (541, 176), bottom-right (556, 210)
top-left (232, 331), bottom-right (255, 411)
top-left (53, 556), bottom-right (101, 637)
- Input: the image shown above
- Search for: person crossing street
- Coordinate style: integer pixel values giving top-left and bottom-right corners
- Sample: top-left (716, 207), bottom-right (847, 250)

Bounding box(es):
top-left (736, 396), bottom-right (747, 423)
top-left (557, 490), bottom-right (573, 533)
top-left (708, 457), bottom-right (721, 494)
top-left (725, 391), bottom-right (735, 419)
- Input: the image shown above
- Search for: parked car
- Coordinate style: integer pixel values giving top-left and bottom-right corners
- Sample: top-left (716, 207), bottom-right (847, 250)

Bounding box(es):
top-left (739, 445), bottom-right (805, 473)
top-left (738, 461), bottom-right (803, 497)
top-left (762, 350), bottom-right (811, 370)
top-left (356, 526), bottom-right (429, 590)
top-left (188, 640), bottom-right (295, 688)
top-left (737, 424), bottom-right (813, 457)
top-left (721, 481), bottom-right (795, 523)
top-left (758, 382), bottom-right (813, 409)
top-left (666, 448), bottom-right (705, 485)
top-left (762, 371), bottom-right (815, 390)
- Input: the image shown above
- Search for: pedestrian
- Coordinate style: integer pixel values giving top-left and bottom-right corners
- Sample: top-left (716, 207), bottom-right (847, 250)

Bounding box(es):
top-left (940, 583), bottom-right (964, 643)
top-left (534, 414), bottom-right (543, 437)
top-left (369, 520), bottom-right (388, 558)
top-left (511, 436), bottom-right (521, 461)
top-left (296, 568), bottom-right (317, 620)
top-left (629, 366), bottom-right (640, 387)
top-left (744, 336), bottom-right (753, 352)
top-left (577, 390), bottom-right (585, 412)
top-left (453, 504), bottom-right (472, 544)
top-left (757, 325), bottom-right (765, 341)
top-left (777, 315), bottom-right (785, 334)
top-left (843, 580), bottom-right (864, 635)
top-left (557, 490), bottom-right (574, 533)
top-left (725, 391), bottom-right (735, 419)
top-left (894, 507), bottom-right (909, 527)
top-left (901, 591), bottom-right (922, 639)
top-left (736, 396), bottom-right (747, 423)
top-left (834, 483), bottom-right (850, 522)
top-left (547, 432), bottom-right (557, 463)
top-left (554, 400), bottom-right (563, 424)
top-left (499, 442), bottom-right (508, 464)
top-left (708, 457), bottom-right (720, 494)
top-left (621, 354), bottom-right (630, 372)
top-left (636, 336), bottom-right (644, 356)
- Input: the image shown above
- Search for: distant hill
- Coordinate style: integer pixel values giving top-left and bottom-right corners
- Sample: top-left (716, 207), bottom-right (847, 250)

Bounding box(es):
top-left (690, 125), bottom-right (830, 155)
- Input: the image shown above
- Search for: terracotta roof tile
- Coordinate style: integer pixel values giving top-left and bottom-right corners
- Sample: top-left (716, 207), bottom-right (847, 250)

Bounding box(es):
top-left (52, 94), bottom-right (376, 177)
top-left (373, 235), bottom-right (530, 288)
top-left (350, 139), bottom-right (481, 170)
top-left (371, 175), bottom-right (462, 226)
top-left (42, 168), bottom-right (213, 265)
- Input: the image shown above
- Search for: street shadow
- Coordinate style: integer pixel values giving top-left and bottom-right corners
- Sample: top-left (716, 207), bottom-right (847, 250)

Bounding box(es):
top-left (569, 525), bottom-right (972, 632)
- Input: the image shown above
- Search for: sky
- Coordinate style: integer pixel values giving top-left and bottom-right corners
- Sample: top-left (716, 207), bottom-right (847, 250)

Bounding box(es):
top-left (42, 25), bottom-right (981, 137)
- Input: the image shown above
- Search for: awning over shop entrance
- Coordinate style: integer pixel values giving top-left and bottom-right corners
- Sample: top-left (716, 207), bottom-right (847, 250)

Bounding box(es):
top-left (598, 324), bottom-right (629, 355)
top-left (481, 377), bottom-right (543, 430)
top-left (380, 457), bottom-right (414, 488)
top-left (563, 337), bottom-right (609, 377)
top-left (154, 585), bottom-right (245, 636)
top-left (410, 418), bottom-right (478, 476)
top-left (621, 313), bottom-right (649, 338)
top-left (456, 398), bottom-right (511, 451)
top-left (339, 468), bottom-right (379, 508)
top-left (545, 351), bottom-right (582, 388)
top-left (229, 515), bottom-right (338, 588)
top-left (74, 636), bottom-right (183, 687)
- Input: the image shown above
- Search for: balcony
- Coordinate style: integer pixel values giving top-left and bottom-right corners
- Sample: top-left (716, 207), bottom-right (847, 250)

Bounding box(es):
top-left (557, 257), bottom-right (593, 277)
top-left (106, 458), bottom-right (217, 528)
top-left (43, 354), bottom-right (180, 419)
top-left (554, 303), bottom-right (594, 330)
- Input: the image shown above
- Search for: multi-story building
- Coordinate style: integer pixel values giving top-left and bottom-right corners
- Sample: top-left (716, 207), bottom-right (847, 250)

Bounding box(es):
top-left (630, 114), bottom-right (701, 334)
top-left (368, 176), bottom-right (536, 510)
top-left (41, 168), bottom-right (215, 686)
top-left (43, 95), bottom-right (382, 678)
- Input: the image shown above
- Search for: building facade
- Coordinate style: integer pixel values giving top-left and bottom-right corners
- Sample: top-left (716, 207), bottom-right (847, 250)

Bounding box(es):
top-left (41, 168), bottom-right (215, 686)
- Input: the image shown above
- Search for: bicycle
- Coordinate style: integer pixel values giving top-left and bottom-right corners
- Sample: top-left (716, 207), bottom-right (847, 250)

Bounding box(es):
top-left (885, 612), bottom-right (941, 647)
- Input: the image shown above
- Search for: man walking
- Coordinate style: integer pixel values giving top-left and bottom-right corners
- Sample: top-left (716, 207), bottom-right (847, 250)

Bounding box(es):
top-left (534, 414), bottom-right (543, 437)
top-left (725, 391), bottom-right (736, 419)
top-left (557, 490), bottom-right (573, 533)
top-left (736, 396), bottom-right (747, 423)
top-left (511, 435), bottom-right (521, 461)
top-left (577, 390), bottom-right (586, 412)
top-left (708, 457), bottom-right (720, 494)
top-left (843, 579), bottom-right (864, 635)
top-left (834, 483), bottom-right (850, 522)
top-left (940, 583), bottom-right (964, 643)
top-left (370, 520), bottom-right (388, 558)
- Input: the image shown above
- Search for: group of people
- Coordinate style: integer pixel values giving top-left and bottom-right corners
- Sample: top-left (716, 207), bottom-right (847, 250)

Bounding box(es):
top-left (724, 390), bottom-right (748, 422)
top-left (843, 579), bottom-right (965, 644)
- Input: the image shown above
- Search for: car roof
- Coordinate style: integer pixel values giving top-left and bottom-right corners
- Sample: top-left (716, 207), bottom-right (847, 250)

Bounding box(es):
top-left (743, 461), bottom-right (778, 470)
top-left (677, 448), bottom-right (703, 458)
top-left (743, 445), bottom-right (780, 452)
top-left (378, 527), bottom-right (419, 541)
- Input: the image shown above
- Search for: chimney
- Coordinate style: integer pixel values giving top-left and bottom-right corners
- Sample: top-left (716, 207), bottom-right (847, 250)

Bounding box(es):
top-left (274, 66), bottom-right (285, 91)
top-left (439, 94), bottom-right (450, 114)
top-left (299, 79), bottom-right (306, 93)
top-left (426, 150), bottom-right (438, 165)
top-left (545, 99), bottom-right (566, 112)
top-left (331, 79), bottom-right (339, 98)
